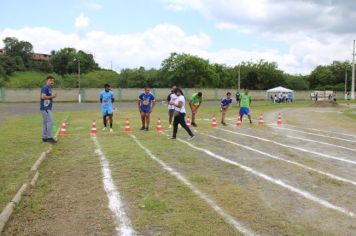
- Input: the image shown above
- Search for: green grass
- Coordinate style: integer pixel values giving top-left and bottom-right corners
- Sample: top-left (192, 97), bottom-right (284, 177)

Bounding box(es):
top-left (343, 108), bottom-right (356, 120)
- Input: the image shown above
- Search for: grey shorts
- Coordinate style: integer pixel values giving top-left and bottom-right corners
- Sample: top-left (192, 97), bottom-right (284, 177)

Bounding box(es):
top-left (168, 109), bottom-right (175, 117)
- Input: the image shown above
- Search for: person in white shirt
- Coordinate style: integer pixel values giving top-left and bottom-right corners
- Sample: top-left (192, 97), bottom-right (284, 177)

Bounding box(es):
top-left (169, 88), bottom-right (195, 140)
top-left (166, 86), bottom-right (177, 128)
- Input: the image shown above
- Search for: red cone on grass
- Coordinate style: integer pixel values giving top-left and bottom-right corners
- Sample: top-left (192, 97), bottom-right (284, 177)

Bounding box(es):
top-left (211, 115), bottom-right (218, 128)
top-left (124, 118), bottom-right (132, 134)
top-left (277, 113), bottom-right (283, 125)
top-left (186, 115), bottom-right (192, 128)
top-left (258, 114), bottom-right (264, 126)
top-left (59, 122), bottom-right (67, 136)
top-left (91, 120), bottom-right (97, 135)
top-left (156, 118), bottom-right (163, 133)
top-left (236, 116), bottom-right (242, 128)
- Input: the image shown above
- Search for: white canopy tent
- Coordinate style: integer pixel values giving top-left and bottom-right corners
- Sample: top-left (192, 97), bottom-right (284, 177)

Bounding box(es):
top-left (266, 86), bottom-right (294, 101)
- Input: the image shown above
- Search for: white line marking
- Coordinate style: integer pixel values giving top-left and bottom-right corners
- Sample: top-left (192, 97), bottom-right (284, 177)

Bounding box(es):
top-left (286, 135), bottom-right (356, 153)
top-left (130, 135), bottom-right (256, 236)
top-left (173, 136), bottom-right (355, 218)
top-left (92, 136), bottom-right (135, 236)
top-left (270, 125), bottom-right (356, 143)
top-left (221, 127), bottom-right (356, 166)
top-left (283, 124), bottom-right (356, 138)
top-left (203, 133), bottom-right (356, 187)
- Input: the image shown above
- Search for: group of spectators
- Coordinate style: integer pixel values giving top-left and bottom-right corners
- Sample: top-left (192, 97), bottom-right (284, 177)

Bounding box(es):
top-left (271, 92), bottom-right (293, 103)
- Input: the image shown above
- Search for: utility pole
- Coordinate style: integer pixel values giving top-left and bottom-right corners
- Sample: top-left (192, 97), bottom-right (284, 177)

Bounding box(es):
top-left (352, 39), bottom-right (355, 100)
top-left (238, 65), bottom-right (241, 91)
top-left (345, 68), bottom-right (347, 100)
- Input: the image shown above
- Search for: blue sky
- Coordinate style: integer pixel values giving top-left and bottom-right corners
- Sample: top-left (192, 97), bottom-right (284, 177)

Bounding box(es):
top-left (1, 0), bottom-right (355, 74)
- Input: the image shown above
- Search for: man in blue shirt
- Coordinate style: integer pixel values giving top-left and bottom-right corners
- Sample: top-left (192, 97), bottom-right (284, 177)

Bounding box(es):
top-left (220, 92), bottom-right (232, 126)
top-left (138, 86), bottom-right (156, 131)
top-left (100, 84), bottom-right (115, 133)
top-left (40, 76), bottom-right (57, 143)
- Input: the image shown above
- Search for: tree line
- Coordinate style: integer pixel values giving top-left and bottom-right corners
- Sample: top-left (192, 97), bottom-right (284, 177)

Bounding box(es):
top-left (0, 37), bottom-right (353, 90)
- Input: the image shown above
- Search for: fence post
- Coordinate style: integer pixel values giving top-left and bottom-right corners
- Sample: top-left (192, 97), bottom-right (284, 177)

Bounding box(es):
top-left (0, 88), bottom-right (4, 102)
top-left (117, 88), bottom-right (122, 101)
top-left (80, 88), bottom-right (85, 102)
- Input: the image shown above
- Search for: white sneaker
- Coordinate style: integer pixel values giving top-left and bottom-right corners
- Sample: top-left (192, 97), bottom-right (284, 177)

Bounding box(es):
top-left (102, 127), bottom-right (107, 131)
top-left (188, 135), bottom-right (196, 141)
top-left (110, 128), bottom-right (113, 133)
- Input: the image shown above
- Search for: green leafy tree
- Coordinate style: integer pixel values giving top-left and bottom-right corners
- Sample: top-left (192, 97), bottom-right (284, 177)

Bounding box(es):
top-left (3, 37), bottom-right (33, 67)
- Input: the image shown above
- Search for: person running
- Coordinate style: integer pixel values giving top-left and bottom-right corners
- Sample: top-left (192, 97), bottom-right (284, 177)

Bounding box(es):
top-left (167, 86), bottom-right (177, 129)
top-left (169, 88), bottom-right (195, 140)
top-left (189, 92), bottom-right (203, 127)
top-left (100, 84), bottom-right (115, 133)
top-left (138, 86), bottom-right (156, 131)
top-left (220, 92), bottom-right (233, 125)
top-left (40, 76), bottom-right (57, 143)
top-left (238, 89), bottom-right (252, 124)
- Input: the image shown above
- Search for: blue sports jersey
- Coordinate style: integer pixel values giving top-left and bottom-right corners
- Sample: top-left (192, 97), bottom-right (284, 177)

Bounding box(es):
top-left (221, 97), bottom-right (232, 107)
top-left (100, 90), bottom-right (114, 109)
top-left (40, 85), bottom-right (53, 110)
top-left (139, 92), bottom-right (155, 109)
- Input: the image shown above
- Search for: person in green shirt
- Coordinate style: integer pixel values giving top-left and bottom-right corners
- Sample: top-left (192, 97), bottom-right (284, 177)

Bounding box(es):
top-left (238, 89), bottom-right (252, 124)
top-left (189, 92), bottom-right (203, 127)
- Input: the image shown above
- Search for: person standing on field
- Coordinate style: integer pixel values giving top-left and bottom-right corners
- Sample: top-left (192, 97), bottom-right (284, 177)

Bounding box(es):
top-left (138, 86), bottom-right (156, 131)
top-left (220, 92), bottom-right (233, 125)
top-left (238, 89), bottom-right (252, 124)
top-left (189, 92), bottom-right (203, 127)
top-left (170, 88), bottom-right (195, 140)
top-left (167, 86), bottom-right (177, 129)
top-left (40, 76), bottom-right (57, 143)
top-left (100, 84), bottom-right (115, 133)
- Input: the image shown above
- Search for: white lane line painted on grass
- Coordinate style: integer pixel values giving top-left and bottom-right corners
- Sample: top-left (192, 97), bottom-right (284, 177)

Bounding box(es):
top-left (269, 125), bottom-right (356, 143)
top-left (203, 133), bottom-right (356, 187)
top-left (284, 124), bottom-right (356, 138)
top-left (173, 136), bottom-right (356, 219)
top-left (130, 135), bottom-right (256, 236)
top-left (287, 135), bottom-right (356, 153)
top-left (92, 136), bottom-right (135, 236)
top-left (221, 127), bottom-right (356, 166)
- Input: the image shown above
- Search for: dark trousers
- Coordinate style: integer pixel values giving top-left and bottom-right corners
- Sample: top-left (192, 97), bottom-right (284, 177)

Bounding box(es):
top-left (173, 113), bottom-right (194, 138)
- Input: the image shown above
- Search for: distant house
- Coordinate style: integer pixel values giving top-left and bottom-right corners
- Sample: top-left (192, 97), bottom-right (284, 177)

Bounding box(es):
top-left (31, 53), bottom-right (51, 61)
top-left (0, 48), bottom-right (51, 61)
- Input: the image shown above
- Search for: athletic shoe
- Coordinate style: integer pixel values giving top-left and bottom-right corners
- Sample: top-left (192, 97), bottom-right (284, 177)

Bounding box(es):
top-left (169, 137), bottom-right (176, 140)
top-left (140, 127), bottom-right (145, 131)
top-left (110, 128), bottom-right (113, 133)
top-left (144, 128), bottom-right (149, 131)
top-left (191, 122), bottom-right (197, 127)
top-left (47, 138), bottom-right (57, 144)
top-left (221, 121), bottom-right (227, 126)
top-left (249, 120), bottom-right (252, 124)
top-left (102, 127), bottom-right (107, 131)
top-left (42, 138), bottom-right (48, 142)
top-left (168, 125), bottom-right (172, 129)
top-left (188, 135), bottom-right (196, 141)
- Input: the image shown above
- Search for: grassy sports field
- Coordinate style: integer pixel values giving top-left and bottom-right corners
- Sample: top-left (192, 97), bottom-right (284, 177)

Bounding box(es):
top-left (0, 100), bottom-right (356, 235)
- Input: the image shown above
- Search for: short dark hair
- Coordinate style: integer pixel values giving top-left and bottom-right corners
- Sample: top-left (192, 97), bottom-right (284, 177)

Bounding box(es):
top-left (197, 92), bottom-right (202, 97)
top-left (174, 88), bottom-right (184, 96)
top-left (226, 92), bottom-right (231, 96)
top-left (46, 76), bottom-right (55, 80)
top-left (104, 83), bottom-right (110, 88)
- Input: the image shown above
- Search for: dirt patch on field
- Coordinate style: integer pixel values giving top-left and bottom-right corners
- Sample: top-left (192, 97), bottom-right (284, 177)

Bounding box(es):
top-left (310, 101), bottom-right (339, 107)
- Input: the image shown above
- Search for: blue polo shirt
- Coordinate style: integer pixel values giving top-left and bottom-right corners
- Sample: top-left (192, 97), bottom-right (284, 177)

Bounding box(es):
top-left (40, 85), bottom-right (53, 110)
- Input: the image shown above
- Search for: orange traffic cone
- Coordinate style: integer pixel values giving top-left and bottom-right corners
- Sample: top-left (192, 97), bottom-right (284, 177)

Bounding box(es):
top-left (59, 122), bottom-right (67, 136)
top-left (277, 113), bottom-right (283, 125)
top-left (91, 120), bottom-right (97, 135)
top-left (236, 116), bottom-right (242, 128)
top-left (186, 115), bottom-right (192, 128)
top-left (124, 118), bottom-right (132, 134)
top-left (156, 118), bottom-right (163, 133)
top-left (258, 114), bottom-right (264, 125)
top-left (211, 115), bottom-right (218, 128)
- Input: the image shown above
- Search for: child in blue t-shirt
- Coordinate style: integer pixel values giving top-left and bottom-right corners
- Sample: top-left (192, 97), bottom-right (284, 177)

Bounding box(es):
top-left (138, 86), bottom-right (156, 131)
top-left (220, 92), bottom-right (232, 125)
top-left (100, 84), bottom-right (115, 132)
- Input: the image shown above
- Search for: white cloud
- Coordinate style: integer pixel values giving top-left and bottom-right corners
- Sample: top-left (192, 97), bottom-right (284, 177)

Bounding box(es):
top-left (75, 13), bottom-right (90, 29)
top-left (215, 22), bottom-right (238, 30)
top-left (86, 2), bottom-right (103, 10)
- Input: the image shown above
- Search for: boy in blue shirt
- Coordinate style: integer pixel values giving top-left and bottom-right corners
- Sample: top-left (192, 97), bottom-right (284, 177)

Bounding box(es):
top-left (220, 92), bottom-right (232, 126)
top-left (138, 86), bottom-right (156, 131)
top-left (40, 76), bottom-right (57, 143)
top-left (100, 84), bottom-right (115, 132)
